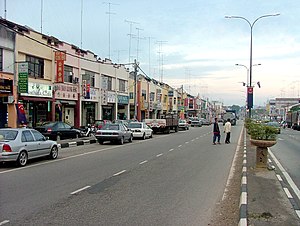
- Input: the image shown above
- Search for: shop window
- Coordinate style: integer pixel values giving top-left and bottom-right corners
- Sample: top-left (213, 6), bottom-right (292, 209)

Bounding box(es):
top-left (64, 65), bottom-right (73, 83)
top-left (142, 90), bottom-right (146, 100)
top-left (163, 95), bottom-right (167, 103)
top-left (26, 55), bottom-right (44, 78)
top-left (0, 48), bottom-right (2, 71)
top-left (119, 79), bottom-right (126, 92)
top-left (129, 92), bottom-right (133, 99)
top-left (102, 75), bottom-right (113, 91)
top-left (150, 92), bottom-right (155, 101)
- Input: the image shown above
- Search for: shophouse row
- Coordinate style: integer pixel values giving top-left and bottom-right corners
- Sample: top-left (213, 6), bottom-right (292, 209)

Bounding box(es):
top-left (0, 18), bottom-right (214, 128)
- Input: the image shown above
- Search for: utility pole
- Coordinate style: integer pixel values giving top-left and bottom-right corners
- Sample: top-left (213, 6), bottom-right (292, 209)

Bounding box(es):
top-left (125, 20), bottom-right (139, 63)
top-left (40, 0), bottom-right (43, 33)
top-left (135, 27), bottom-right (144, 62)
top-left (134, 59), bottom-right (139, 120)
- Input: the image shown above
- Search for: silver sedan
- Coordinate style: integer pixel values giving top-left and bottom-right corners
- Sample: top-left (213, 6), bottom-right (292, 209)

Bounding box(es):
top-left (95, 123), bottom-right (133, 145)
top-left (0, 128), bottom-right (59, 167)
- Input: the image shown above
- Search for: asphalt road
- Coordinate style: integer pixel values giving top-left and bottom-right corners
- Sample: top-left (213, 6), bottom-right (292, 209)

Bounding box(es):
top-left (0, 123), bottom-right (243, 225)
top-left (269, 128), bottom-right (300, 207)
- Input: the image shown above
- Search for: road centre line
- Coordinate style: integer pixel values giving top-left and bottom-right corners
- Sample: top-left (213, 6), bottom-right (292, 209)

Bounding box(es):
top-left (139, 160), bottom-right (148, 165)
top-left (156, 153), bottom-right (163, 157)
top-left (113, 170), bottom-right (126, 177)
top-left (185, 141), bottom-right (189, 144)
top-left (0, 220), bottom-right (9, 225)
top-left (0, 144), bottom-right (130, 174)
top-left (169, 148), bottom-right (174, 152)
top-left (178, 145), bottom-right (182, 147)
top-left (70, 186), bottom-right (91, 195)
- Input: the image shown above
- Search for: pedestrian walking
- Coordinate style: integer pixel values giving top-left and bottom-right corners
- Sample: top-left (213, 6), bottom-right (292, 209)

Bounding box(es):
top-left (224, 118), bottom-right (232, 144)
top-left (213, 117), bottom-right (221, 145)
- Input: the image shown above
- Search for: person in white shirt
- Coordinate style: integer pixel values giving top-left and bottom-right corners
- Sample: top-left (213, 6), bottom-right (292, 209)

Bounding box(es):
top-left (224, 118), bottom-right (232, 144)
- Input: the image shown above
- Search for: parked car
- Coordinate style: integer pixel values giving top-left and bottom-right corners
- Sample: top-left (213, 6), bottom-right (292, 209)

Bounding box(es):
top-left (265, 121), bottom-right (281, 134)
top-left (35, 121), bottom-right (82, 141)
top-left (0, 128), bottom-right (59, 166)
top-left (178, 119), bottom-right (189, 130)
top-left (190, 118), bottom-right (202, 127)
top-left (200, 118), bottom-right (211, 125)
top-left (127, 122), bottom-right (153, 139)
top-left (95, 123), bottom-right (133, 145)
top-left (93, 120), bottom-right (112, 131)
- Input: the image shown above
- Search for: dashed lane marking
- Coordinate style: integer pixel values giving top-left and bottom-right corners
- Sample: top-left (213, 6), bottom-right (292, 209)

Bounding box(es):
top-left (156, 153), bottom-right (163, 157)
top-left (169, 149), bottom-right (174, 152)
top-left (139, 160), bottom-right (148, 165)
top-left (70, 186), bottom-right (91, 195)
top-left (284, 187), bottom-right (293, 199)
top-left (276, 174), bottom-right (283, 182)
top-left (178, 145), bottom-right (182, 148)
top-left (113, 170), bottom-right (126, 177)
top-left (0, 220), bottom-right (10, 225)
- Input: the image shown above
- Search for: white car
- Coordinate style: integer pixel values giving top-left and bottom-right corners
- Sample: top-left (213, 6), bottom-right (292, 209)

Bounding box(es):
top-left (127, 122), bottom-right (153, 139)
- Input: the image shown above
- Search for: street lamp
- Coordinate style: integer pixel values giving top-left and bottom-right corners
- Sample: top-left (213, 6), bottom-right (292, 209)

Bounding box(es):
top-left (226, 13), bottom-right (280, 118)
top-left (235, 63), bottom-right (261, 87)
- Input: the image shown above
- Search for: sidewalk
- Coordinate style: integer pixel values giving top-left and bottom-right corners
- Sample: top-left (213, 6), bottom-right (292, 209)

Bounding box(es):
top-left (245, 133), bottom-right (300, 225)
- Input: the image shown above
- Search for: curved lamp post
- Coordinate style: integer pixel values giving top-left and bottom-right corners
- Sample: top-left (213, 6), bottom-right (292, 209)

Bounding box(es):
top-left (226, 14), bottom-right (280, 118)
top-left (235, 63), bottom-right (261, 87)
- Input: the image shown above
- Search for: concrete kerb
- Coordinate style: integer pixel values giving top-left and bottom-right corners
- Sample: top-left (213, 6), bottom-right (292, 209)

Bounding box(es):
top-left (239, 127), bottom-right (248, 226)
top-left (57, 138), bottom-right (97, 149)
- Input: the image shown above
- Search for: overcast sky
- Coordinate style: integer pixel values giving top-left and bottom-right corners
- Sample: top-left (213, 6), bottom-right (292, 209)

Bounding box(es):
top-left (3, 0), bottom-right (300, 106)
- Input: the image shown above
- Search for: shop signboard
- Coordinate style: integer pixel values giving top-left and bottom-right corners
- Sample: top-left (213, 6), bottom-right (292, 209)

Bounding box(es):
top-left (107, 92), bottom-right (116, 103)
top-left (54, 84), bottom-right (78, 100)
top-left (18, 62), bottom-right (28, 93)
top-left (101, 88), bottom-right (108, 105)
top-left (55, 51), bottom-right (66, 83)
top-left (0, 79), bottom-right (13, 93)
top-left (22, 82), bottom-right (52, 98)
top-left (117, 95), bottom-right (129, 104)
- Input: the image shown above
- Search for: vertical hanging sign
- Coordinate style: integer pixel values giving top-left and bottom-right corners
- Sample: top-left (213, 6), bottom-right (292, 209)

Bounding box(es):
top-left (55, 51), bottom-right (66, 83)
top-left (247, 87), bottom-right (253, 109)
top-left (18, 62), bottom-right (28, 93)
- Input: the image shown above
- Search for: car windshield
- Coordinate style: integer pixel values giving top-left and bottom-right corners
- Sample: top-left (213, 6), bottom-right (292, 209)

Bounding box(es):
top-left (102, 124), bottom-right (120, 130)
top-left (0, 130), bottom-right (18, 140)
top-left (267, 122), bottom-right (280, 127)
top-left (127, 123), bottom-right (142, 128)
top-left (179, 120), bottom-right (186, 123)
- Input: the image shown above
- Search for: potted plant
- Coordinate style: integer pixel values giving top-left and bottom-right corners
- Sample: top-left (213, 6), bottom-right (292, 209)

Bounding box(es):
top-left (246, 119), bottom-right (278, 168)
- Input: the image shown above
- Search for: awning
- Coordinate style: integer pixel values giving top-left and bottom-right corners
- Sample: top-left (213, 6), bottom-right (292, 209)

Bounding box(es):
top-left (59, 100), bottom-right (77, 105)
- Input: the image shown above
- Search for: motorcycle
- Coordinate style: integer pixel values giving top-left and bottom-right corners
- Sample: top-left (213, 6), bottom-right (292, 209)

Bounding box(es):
top-left (79, 125), bottom-right (93, 137)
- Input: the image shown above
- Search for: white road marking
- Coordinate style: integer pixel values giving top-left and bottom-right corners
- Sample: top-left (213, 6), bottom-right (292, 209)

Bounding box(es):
top-left (196, 137), bottom-right (199, 140)
top-left (296, 210), bottom-right (300, 219)
top-left (268, 159), bottom-right (272, 163)
top-left (278, 138), bottom-right (284, 141)
top-left (242, 167), bottom-right (247, 173)
top-left (283, 187), bottom-right (293, 199)
top-left (0, 145), bottom-right (130, 174)
top-left (178, 145), bottom-right (182, 148)
top-left (168, 149), bottom-right (174, 152)
top-left (156, 153), bottom-right (163, 157)
top-left (276, 174), bottom-right (283, 182)
top-left (0, 220), bottom-right (9, 225)
top-left (139, 160), bottom-right (148, 165)
top-left (269, 149), bottom-right (300, 201)
top-left (243, 159), bottom-right (247, 164)
top-left (239, 218), bottom-right (247, 226)
top-left (185, 141), bottom-right (189, 144)
top-left (113, 170), bottom-right (126, 177)
top-left (191, 139), bottom-right (195, 142)
top-left (70, 186), bottom-right (91, 195)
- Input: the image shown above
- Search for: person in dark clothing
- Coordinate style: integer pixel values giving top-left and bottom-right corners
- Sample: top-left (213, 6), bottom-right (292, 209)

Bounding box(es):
top-left (213, 117), bottom-right (221, 145)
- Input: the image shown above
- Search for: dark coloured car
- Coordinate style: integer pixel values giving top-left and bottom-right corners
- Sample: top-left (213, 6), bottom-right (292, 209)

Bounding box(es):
top-left (95, 123), bottom-right (133, 145)
top-left (35, 121), bottom-right (82, 141)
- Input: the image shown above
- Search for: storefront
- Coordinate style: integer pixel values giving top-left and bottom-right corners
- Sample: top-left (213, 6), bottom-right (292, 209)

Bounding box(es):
top-left (117, 95), bottom-right (129, 120)
top-left (54, 83), bottom-right (79, 126)
top-left (0, 78), bottom-right (13, 128)
top-left (101, 92), bottom-right (116, 121)
top-left (19, 82), bottom-right (53, 128)
top-left (81, 87), bottom-right (99, 126)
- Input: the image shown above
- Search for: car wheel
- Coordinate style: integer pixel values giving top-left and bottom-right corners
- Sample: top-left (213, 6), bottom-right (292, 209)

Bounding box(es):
top-left (17, 151), bottom-right (28, 167)
top-left (142, 133), bottom-right (146, 140)
top-left (56, 135), bottom-right (61, 141)
top-left (119, 137), bottom-right (124, 145)
top-left (149, 132), bottom-right (153, 138)
top-left (98, 140), bottom-right (104, 144)
top-left (76, 133), bottom-right (79, 139)
top-left (49, 146), bottom-right (58, 159)
top-left (128, 135), bottom-right (133, 143)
